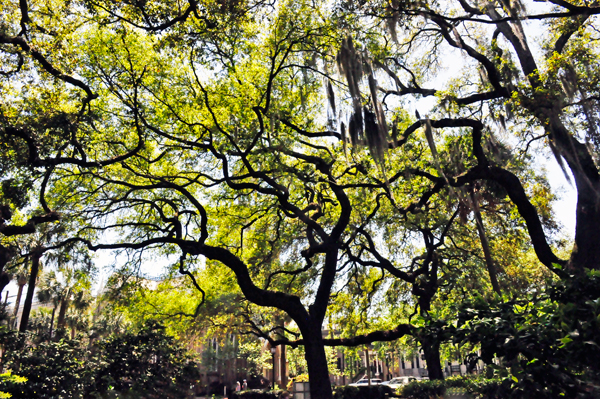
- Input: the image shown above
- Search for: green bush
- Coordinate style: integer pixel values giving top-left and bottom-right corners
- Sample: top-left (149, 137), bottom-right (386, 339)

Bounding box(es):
top-left (0, 322), bottom-right (198, 399)
top-left (230, 389), bottom-right (285, 399)
top-left (443, 377), bottom-right (471, 389)
top-left (0, 336), bottom-right (93, 398)
top-left (398, 376), bottom-right (512, 399)
top-left (468, 378), bottom-right (509, 399)
top-left (454, 269), bottom-right (600, 398)
top-left (333, 385), bottom-right (395, 399)
top-left (0, 371), bottom-right (26, 399)
top-left (90, 321), bottom-right (199, 398)
top-left (400, 380), bottom-right (446, 399)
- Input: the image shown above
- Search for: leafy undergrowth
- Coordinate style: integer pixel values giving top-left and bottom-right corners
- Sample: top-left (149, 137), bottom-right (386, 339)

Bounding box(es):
top-left (333, 385), bottom-right (395, 399)
top-left (399, 376), bottom-right (511, 399)
top-left (230, 389), bottom-right (286, 399)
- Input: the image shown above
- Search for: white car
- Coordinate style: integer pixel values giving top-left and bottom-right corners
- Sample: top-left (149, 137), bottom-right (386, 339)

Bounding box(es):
top-left (381, 376), bottom-right (420, 389)
top-left (348, 378), bottom-right (382, 386)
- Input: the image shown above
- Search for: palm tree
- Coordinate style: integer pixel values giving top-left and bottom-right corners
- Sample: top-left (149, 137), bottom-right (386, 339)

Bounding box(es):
top-left (56, 267), bottom-right (89, 330)
top-left (19, 247), bottom-right (43, 333)
top-left (36, 271), bottom-right (63, 336)
top-left (11, 271), bottom-right (28, 329)
top-left (65, 290), bottom-right (92, 339)
top-left (35, 266), bottom-right (91, 337)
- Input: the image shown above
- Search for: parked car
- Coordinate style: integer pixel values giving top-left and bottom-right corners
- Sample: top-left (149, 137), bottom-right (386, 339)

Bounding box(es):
top-left (348, 378), bottom-right (383, 386)
top-left (381, 376), bottom-right (420, 389)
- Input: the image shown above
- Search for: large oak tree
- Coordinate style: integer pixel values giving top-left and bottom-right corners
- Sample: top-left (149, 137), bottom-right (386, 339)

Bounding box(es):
top-left (2, 0), bottom-right (599, 398)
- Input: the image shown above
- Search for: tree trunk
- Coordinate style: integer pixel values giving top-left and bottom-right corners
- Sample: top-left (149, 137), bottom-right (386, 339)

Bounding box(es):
top-left (470, 191), bottom-right (501, 295)
top-left (570, 177), bottom-right (600, 271)
top-left (545, 111), bottom-right (600, 272)
top-left (0, 244), bottom-right (16, 298)
top-left (56, 292), bottom-right (69, 330)
top-left (280, 341), bottom-right (287, 389)
top-left (302, 324), bottom-right (333, 399)
top-left (365, 347), bottom-right (371, 385)
top-left (418, 288), bottom-right (444, 380)
top-left (57, 291), bottom-right (70, 330)
top-left (12, 277), bottom-right (26, 320)
top-left (19, 251), bottom-right (41, 333)
top-left (49, 306), bottom-right (56, 338)
top-left (0, 272), bottom-right (9, 298)
top-left (421, 335), bottom-right (444, 380)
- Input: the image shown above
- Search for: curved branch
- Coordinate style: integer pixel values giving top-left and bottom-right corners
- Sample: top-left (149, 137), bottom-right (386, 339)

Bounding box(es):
top-left (0, 35), bottom-right (97, 100)
top-left (0, 212), bottom-right (60, 236)
top-left (184, 242), bottom-right (310, 324)
top-left (88, 0), bottom-right (200, 32)
top-left (273, 323), bottom-right (413, 348)
top-left (178, 254), bottom-right (206, 308)
top-left (486, 166), bottom-right (566, 273)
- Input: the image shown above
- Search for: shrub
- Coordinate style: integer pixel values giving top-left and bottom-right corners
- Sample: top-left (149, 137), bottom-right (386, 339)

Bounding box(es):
top-left (454, 270), bottom-right (600, 398)
top-left (0, 336), bottom-right (94, 398)
top-left (0, 322), bottom-right (198, 399)
top-left (0, 371), bottom-right (26, 399)
top-left (90, 321), bottom-right (198, 398)
top-left (398, 376), bottom-right (513, 399)
top-left (230, 389), bottom-right (285, 399)
top-left (333, 385), bottom-right (395, 399)
top-left (400, 379), bottom-right (446, 399)
top-left (468, 378), bottom-right (509, 399)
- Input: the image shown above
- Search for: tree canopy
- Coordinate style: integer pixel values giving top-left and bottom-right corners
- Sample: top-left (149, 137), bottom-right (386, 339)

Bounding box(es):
top-left (2, 0), bottom-right (600, 398)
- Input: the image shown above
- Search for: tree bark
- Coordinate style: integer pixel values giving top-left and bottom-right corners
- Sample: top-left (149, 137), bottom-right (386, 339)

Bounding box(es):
top-left (416, 275), bottom-right (444, 381)
top-left (280, 340), bottom-right (287, 389)
top-left (365, 347), bottom-right (371, 385)
top-left (49, 306), bottom-right (56, 338)
top-left (301, 323), bottom-right (333, 399)
top-left (569, 169), bottom-right (600, 271)
top-left (19, 250), bottom-right (41, 332)
top-left (56, 293), bottom-right (70, 330)
top-left (0, 245), bottom-right (16, 297)
top-left (421, 335), bottom-right (444, 380)
top-left (544, 113), bottom-right (600, 272)
top-left (0, 272), bottom-right (9, 298)
top-left (470, 191), bottom-right (501, 295)
top-left (12, 276), bottom-right (26, 321)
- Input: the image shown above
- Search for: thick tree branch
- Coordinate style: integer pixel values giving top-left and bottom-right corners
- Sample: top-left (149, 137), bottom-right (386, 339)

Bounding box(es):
top-left (485, 166), bottom-right (566, 272)
top-left (0, 35), bottom-right (97, 100)
top-left (184, 242), bottom-right (310, 325)
top-left (0, 213), bottom-right (60, 236)
top-left (87, 0), bottom-right (201, 32)
top-left (272, 323), bottom-right (413, 348)
top-left (4, 126), bottom-right (144, 168)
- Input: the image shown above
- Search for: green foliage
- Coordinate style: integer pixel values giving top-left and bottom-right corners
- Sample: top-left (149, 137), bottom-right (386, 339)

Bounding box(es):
top-left (0, 322), bottom-right (197, 399)
top-left (453, 269), bottom-right (600, 398)
top-left (231, 389), bottom-right (286, 399)
top-left (333, 385), bottom-right (394, 399)
top-left (237, 340), bottom-right (272, 377)
top-left (92, 321), bottom-right (199, 398)
top-left (0, 333), bottom-right (92, 399)
top-left (465, 378), bottom-right (509, 399)
top-left (0, 371), bottom-right (26, 399)
top-left (400, 380), bottom-right (446, 399)
top-left (106, 264), bottom-right (241, 340)
top-left (399, 376), bottom-right (509, 399)
top-left (0, 178), bottom-right (31, 210)
top-left (2, 1), bottom-right (599, 398)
